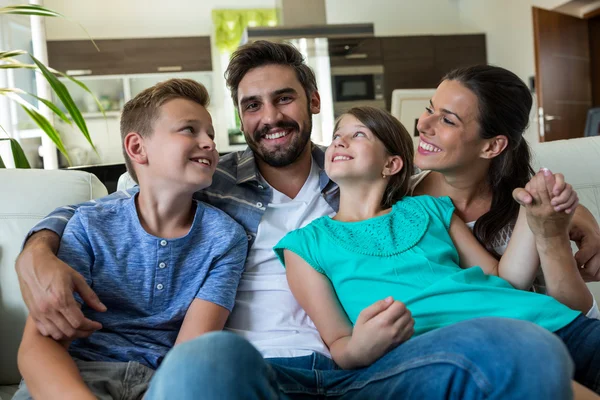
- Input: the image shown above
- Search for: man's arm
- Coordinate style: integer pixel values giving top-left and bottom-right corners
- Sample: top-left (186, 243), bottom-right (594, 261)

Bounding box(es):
top-left (570, 205), bottom-right (600, 281)
top-left (16, 190), bottom-right (134, 339)
top-left (18, 317), bottom-right (96, 400)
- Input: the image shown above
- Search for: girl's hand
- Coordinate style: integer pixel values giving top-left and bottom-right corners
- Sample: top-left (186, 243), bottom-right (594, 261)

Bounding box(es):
top-left (347, 297), bottom-right (414, 366)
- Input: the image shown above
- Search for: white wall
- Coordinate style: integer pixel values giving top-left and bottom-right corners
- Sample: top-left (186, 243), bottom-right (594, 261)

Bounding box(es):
top-left (43, 0), bottom-right (276, 39)
top-left (458, 0), bottom-right (569, 87)
top-left (325, 0), bottom-right (464, 36)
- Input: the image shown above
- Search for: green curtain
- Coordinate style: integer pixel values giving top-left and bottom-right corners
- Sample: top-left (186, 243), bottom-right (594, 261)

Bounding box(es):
top-left (212, 9), bottom-right (278, 54)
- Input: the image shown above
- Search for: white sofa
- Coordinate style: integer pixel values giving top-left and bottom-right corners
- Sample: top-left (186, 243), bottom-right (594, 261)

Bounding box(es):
top-left (0, 170), bottom-right (107, 399)
top-left (1, 137), bottom-right (599, 397)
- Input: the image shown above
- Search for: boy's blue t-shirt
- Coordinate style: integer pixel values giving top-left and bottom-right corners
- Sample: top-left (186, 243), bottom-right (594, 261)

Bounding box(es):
top-left (58, 190), bottom-right (248, 369)
top-left (274, 195), bottom-right (580, 337)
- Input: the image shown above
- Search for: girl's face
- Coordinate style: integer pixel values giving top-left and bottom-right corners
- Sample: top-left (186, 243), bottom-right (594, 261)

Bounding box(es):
top-left (414, 80), bottom-right (487, 174)
top-left (325, 114), bottom-right (395, 184)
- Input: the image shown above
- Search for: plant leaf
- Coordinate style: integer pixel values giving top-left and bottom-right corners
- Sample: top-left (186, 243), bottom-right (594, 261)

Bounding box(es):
top-left (1, 88), bottom-right (71, 126)
top-left (0, 138), bottom-right (32, 168)
top-left (0, 5), bottom-right (64, 17)
top-left (58, 72), bottom-right (106, 118)
top-left (0, 63), bottom-right (37, 69)
top-left (30, 55), bottom-right (96, 154)
top-left (0, 50), bottom-right (27, 59)
top-left (20, 106), bottom-right (71, 165)
top-left (0, 153), bottom-right (5, 168)
top-left (0, 6), bottom-right (99, 51)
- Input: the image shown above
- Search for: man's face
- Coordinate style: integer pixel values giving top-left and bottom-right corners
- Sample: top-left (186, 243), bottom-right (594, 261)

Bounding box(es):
top-left (236, 64), bottom-right (320, 167)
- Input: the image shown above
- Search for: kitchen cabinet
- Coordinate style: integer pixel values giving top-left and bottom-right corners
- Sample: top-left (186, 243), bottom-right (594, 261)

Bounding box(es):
top-left (381, 34), bottom-right (486, 108)
top-left (47, 36), bottom-right (212, 76)
top-left (328, 37), bottom-right (383, 67)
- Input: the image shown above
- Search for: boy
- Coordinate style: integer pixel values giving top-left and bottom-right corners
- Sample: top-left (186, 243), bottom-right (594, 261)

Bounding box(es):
top-left (14, 79), bottom-right (248, 400)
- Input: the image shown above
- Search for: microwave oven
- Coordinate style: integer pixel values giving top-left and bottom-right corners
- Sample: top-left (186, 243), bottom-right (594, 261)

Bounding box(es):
top-left (331, 65), bottom-right (385, 116)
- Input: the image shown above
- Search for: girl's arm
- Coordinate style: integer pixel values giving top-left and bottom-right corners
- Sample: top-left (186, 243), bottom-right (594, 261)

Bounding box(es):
top-left (450, 207), bottom-right (544, 289)
top-left (18, 317), bottom-right (96, 400)
top-left (284, 250), bottom-right (413, 370)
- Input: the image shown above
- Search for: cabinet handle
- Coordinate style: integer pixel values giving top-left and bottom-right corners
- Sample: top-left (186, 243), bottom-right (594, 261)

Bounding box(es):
top-left (157, 66), bottom-right (183, 72)
top-left (345, 53), bottom-right (367, 59)
top-left (66, 69), bottom-right (92, 76)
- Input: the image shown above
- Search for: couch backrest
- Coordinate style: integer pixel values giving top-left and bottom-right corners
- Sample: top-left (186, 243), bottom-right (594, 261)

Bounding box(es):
top-left (530, 136), bottom-right (600, 299)
top-left (0, 169), bottom-right (107, 385)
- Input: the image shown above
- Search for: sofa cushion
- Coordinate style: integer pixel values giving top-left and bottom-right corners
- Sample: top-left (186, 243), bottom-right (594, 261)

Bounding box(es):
top-left (0, 169), bottom-right (107, 385)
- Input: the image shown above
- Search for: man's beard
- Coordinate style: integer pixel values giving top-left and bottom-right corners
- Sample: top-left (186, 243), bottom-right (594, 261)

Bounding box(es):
top-left (247, 116), bottom-right (312, 168)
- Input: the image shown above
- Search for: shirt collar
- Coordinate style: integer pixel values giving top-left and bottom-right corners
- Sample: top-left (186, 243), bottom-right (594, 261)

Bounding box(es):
top-left (234, 143), bottom-right (334, 192)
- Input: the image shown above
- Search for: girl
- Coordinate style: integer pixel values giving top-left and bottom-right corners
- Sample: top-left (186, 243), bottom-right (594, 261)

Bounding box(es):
top-left (274, 106), bottom-right (600, 395)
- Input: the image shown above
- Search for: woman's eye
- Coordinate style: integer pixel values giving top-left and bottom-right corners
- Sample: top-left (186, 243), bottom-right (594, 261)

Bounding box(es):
top-left (443, 117), bottom-right (455, 126)
top-left (425, 106), bottom-right (433, 114)
top-left (354, 132), bottom-right (366, 137)
top-left (332, 134), bottom-right (340, 140)
top-left (182, 126), bottom-right (194, 133)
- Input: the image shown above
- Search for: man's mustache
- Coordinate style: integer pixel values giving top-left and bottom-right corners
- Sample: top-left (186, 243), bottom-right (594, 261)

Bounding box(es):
top-left (254, 121), bottom-right (300, 141)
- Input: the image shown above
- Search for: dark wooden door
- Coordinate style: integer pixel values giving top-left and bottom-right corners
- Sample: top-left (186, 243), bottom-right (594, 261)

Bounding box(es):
top-left (533, 7), bottom-right (592, 141)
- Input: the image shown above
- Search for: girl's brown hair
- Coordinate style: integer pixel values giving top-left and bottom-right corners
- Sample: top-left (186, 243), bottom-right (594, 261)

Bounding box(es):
top-left (337, 106), bottom-right (414, 208)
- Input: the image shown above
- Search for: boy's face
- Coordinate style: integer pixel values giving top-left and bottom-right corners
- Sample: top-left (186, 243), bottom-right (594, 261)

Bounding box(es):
top-left (140, 98), bottom-right (218, 191)
top-left (236, 64), bottom-right (320, 167)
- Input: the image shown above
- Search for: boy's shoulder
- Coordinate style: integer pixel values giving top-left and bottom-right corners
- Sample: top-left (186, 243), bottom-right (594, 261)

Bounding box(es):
top-left (195, 200), bottom-right (246, 235)
top-left (74, 191), bottom-right (135, 219)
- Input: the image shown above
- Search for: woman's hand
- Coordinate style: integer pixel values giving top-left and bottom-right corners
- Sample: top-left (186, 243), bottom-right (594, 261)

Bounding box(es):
top-left (513, 168), bottom-right (578, 239)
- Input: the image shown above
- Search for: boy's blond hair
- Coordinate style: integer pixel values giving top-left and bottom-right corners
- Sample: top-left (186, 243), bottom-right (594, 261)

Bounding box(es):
top-left (120, 78), bottom-right (210, 182)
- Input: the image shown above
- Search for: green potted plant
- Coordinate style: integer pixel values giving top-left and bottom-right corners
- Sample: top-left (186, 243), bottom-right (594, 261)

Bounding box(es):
top-left (0, 4), bottom-right (100, 168)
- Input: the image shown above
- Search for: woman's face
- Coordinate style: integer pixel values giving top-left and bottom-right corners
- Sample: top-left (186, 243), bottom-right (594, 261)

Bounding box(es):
top-left (414, 80), bottom-right (487, 173)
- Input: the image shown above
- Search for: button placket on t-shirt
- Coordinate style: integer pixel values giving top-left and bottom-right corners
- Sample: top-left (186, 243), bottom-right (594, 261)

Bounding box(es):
top-left (155, 238), bottom-right (171, 308)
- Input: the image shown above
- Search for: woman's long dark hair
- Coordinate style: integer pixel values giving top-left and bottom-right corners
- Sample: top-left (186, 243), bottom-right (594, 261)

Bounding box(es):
top-left (444, 65), bottom-right (535, 257)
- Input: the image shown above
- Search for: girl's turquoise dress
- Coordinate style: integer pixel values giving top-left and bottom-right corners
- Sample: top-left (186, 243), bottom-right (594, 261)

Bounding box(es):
top-left (274, 195), bottom-right (580, 337)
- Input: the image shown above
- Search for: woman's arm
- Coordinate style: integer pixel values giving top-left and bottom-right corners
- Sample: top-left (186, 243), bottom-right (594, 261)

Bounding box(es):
top-left (523, 171), bottom-right (593, 313)
top-left (18, 317), bottom-right (96, 400)
top-left (284, 250), bottom-right (413, 370)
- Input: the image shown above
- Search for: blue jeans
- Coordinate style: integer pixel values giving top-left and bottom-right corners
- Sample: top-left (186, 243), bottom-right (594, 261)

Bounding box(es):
top-left (145, 318), bottom-right (574, 400)
top-left (555, 314), bottom-right (600, 393)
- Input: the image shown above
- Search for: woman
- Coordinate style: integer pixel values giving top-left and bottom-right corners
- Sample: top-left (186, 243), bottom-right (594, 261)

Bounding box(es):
top-left (412, 65), bottom-right (599, 316)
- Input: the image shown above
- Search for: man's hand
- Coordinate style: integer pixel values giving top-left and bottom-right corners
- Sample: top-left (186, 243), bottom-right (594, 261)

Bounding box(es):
top-left (570, 215), bottom-right (600, 282)
top-left (16, 230), bottom-right (106, 340)
top-left (347, 297), bottom-right (414, 367)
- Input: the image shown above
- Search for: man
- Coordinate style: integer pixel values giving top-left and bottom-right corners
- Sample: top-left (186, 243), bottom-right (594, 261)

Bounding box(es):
top-left (16, 40), bottom-right (597, 398)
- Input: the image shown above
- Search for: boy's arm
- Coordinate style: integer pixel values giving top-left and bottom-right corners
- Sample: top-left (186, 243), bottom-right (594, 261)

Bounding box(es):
top-left (175, 231), bottom-right (248, 344)
top-left (175, 300), bottom-right (230, 345)
top-left (16, 190), bottom-right (133, 339)
top-left (284, 250), bottom-right (414, 370)
top-left (18, 317), bottom-right (96, 400)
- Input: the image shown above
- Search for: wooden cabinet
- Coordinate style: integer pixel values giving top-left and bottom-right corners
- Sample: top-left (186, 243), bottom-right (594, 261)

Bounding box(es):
top-left (381, 34), bottom-right (486, 108)
top-left (47, 36), bottom-right (212, 76)
top-left (328, 37), bottom-right (382, 67)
